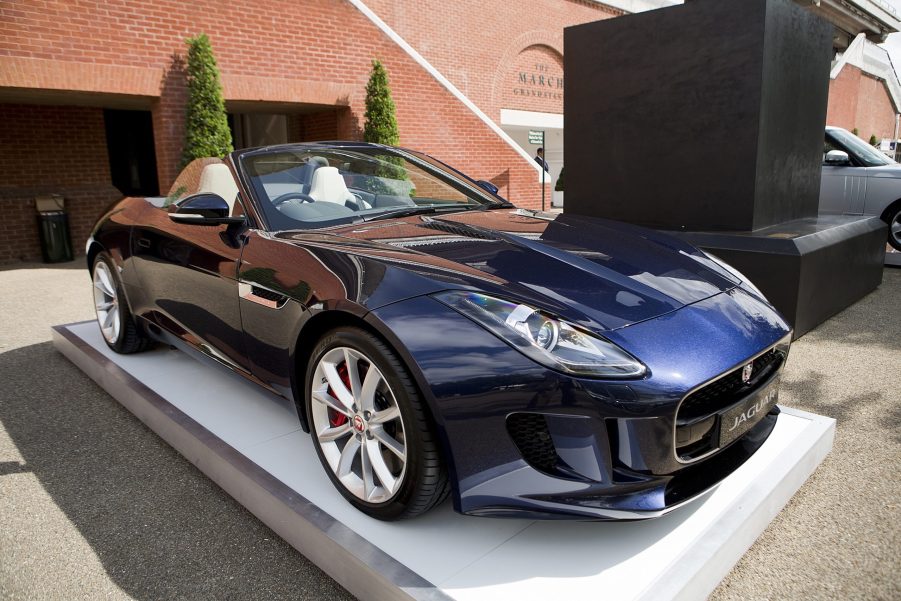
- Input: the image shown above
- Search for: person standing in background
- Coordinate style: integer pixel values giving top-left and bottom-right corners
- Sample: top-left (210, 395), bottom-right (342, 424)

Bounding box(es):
top-left (534, 147), bottom-right (549, 172)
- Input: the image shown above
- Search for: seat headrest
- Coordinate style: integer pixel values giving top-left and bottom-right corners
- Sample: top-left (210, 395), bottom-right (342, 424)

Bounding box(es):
top-left (308, 166), bottom-right (353, 205)
top-left (198, 163), bottom-right (239, 212)
top-left (302, 156), bottom-right (330, 192)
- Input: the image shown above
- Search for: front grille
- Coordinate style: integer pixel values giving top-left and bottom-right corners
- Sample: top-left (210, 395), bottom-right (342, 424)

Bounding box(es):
top-left (674, 347), bottom-right (785, 461)
top-left (507, 413), bottom-right (558, 474)
top-left (678, 348), bottom-right (783, 422)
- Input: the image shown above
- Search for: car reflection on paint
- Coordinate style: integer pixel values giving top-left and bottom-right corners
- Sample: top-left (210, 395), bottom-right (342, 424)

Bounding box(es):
top-left (87, 142), bottom-right (792, 520)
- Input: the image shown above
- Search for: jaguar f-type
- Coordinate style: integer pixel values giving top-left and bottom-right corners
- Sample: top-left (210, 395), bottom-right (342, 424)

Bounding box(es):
top-left (87, 142), bottom-right (791, 520)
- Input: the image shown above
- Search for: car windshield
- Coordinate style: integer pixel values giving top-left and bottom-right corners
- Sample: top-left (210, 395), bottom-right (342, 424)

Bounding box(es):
top-left (239, 145), bottom-right (507, 231)
top-left (827, 128), bottom-right (894, 167)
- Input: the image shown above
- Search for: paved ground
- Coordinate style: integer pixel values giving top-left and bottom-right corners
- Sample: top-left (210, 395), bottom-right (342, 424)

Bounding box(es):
top-left (0, 261), bottom-right (898, 600)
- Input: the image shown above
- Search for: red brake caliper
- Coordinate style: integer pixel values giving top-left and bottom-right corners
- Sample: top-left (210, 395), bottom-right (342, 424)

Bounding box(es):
top-left (327, 361), bottom-right (350, 427)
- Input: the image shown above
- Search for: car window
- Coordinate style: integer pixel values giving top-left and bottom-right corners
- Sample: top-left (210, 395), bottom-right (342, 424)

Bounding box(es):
top-left (240, 146), bottom-right (501, 231)
top-left (826, 128), bottom-right (893, 167)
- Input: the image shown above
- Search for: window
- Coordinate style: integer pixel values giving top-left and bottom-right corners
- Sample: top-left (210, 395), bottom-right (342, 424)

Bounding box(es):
top-left (241, 146), bottom-right (502, 230)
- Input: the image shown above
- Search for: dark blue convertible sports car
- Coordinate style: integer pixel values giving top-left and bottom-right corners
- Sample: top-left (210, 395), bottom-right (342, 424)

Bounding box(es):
top-left (88, 142), bottom-right (791, 520)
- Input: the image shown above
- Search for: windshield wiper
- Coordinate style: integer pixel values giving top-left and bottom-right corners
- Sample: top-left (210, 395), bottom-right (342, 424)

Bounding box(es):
top-left (362, 204), bottom-right (482, 222)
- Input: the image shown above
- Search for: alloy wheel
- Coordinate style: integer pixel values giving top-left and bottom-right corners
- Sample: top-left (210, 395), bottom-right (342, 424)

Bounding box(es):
top-left (310, 347), bottom-right (407, 504)
top-left (92, 260), bottom-right (120, 344)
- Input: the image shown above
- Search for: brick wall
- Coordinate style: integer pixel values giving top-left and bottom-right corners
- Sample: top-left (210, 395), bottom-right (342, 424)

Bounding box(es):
top-left (302, 110), bottom-right (341, 142)
top-left (0, 105), bottom-right (110, 187)
top-left (0, 0), bottom-right (567, 224)
top-left (3, 0), bottom-right (897, 264)
top-left (826, 65), bottom-right (861, 131)
top-left (855, 72), bottom-right (896, 141)
top-left (0, 104), bottom-right (120, 262)
top-left (826, 64), bottom-right (896, 141)
top-left (364, 0), bottom-right (619, 120)
top-left (503, 45), bottom-right (565, 114)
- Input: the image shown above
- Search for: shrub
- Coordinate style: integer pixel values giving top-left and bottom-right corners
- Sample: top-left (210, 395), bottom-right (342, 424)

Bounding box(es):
top-left (182, 33), bottom-right (233, 166)
top-left (869, 134), bottom-right (878, 146)
top-left (363, 59), bottom-right (400, 146)
top-left (554, 167), bottom-right (566, 192)
top-left (555, 167), bottom-right (565, 192)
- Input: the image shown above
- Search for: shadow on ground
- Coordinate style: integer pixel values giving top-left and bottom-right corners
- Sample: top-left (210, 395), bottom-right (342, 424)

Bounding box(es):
top-left (0, 341), bottom-right (352, 600)
top-left (797, 267), bottom-right (901, 353)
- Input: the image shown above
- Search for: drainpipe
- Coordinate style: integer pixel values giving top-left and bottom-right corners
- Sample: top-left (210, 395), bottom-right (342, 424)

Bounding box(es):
top-left (892, 113), bottom-right (901, 161)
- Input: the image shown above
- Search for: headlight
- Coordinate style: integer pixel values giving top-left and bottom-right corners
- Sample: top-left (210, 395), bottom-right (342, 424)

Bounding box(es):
top-left (700, 252), bottom-right (766, 300)
top-left (433, 291), bottom-right (647, 378)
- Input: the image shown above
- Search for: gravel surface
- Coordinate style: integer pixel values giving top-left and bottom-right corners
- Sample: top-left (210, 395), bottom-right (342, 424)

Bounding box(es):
top-left (711, 267), bottom-right (901, 601)
top-left (0, 262), bottom-right (353, 601)
top-left (0, 260), bottom-right (898, 600)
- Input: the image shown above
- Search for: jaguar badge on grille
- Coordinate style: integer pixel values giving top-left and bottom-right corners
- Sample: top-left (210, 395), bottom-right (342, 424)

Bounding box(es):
top-left (741, 362), bottom-right (754, 384)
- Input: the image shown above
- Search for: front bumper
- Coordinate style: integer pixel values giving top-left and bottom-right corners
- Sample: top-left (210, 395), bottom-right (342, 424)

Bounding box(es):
top-left (370, 288), bottom-right (791, 520)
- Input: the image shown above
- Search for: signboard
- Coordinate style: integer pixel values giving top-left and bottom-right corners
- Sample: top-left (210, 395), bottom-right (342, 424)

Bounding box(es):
top-left (528, 130), bottom-right (544, 145)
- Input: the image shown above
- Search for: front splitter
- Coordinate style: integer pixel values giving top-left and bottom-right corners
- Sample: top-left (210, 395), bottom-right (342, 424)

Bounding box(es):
top-left (53, 321), bottom-right (835, 601)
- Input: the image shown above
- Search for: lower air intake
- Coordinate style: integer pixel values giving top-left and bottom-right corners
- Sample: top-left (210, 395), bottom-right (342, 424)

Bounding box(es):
top-left (506, 413), bottom-right (558, 475)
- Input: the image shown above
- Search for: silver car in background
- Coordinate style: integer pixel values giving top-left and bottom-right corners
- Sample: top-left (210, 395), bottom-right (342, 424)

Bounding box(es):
top-left (821, 125), bottom-right (901, 250)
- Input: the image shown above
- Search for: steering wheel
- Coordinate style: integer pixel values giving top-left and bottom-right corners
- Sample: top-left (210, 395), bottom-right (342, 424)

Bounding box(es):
top-left (272, 192), bottom-right (315, 206)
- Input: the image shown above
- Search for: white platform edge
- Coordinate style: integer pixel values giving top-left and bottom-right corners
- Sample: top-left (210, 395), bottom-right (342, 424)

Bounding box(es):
top-left (646, 406), bottom-right (834, 601)
top-left (52, 321), bottom-right (835, 601)
top-left (52, 323), bottom-right (450, 601)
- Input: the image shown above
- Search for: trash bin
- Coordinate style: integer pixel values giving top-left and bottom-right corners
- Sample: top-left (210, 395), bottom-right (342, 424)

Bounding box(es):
top-left (35, 194), bottom-right (73, 263)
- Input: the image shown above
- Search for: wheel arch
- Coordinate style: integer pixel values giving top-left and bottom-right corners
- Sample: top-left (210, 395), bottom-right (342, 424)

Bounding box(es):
top-left (879, 197), bottom-right (901, 223)
top-left (290, 308), bottom-right (438, 432)
top-left (291, 310), bottom-right (362, 432)
top-left (86, 239), bottom-right (105, 272)
top-left (289, 306), bottom-right (455, 489)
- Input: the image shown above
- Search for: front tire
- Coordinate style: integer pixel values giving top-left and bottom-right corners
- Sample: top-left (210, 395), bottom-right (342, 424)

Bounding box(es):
top-left (886, 204), bottom-right (901, 251)
top-left (91, 252), bottom-right (151, 354)
top-left (305, 326), bottom-right (448, 520)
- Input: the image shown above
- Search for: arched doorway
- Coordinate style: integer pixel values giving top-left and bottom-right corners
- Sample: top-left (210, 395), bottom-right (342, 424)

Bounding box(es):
top-left (497, 43), bottom-right (565, 206)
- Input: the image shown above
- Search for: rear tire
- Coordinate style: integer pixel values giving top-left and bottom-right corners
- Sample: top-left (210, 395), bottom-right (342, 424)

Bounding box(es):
top-left (91, 252), bottom-right (152, 354)
top-left (305, 326), bottom-right (449, 520)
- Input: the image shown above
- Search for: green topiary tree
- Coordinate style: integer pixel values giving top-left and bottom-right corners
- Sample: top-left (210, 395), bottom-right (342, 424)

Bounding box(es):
top-left (363, 59), bottom-right (399, 146)
top-left (362, 59), bottom-right (409, 192)
top-left (182, 33), bottom-right (232, 166)
top-left (869, 134), bottom-right (878, 146)
top-left (555, 167), bottom-right (565, 192)
top-left (851, 127), bottom-right (859, 137)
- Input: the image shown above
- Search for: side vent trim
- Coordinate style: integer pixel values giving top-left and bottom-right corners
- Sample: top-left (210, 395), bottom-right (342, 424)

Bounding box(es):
top-left (238, 282), bottom-right (288, 309)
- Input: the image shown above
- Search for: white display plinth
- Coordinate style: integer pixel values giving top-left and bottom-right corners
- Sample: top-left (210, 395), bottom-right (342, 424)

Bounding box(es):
top-left (53, 321), bottom-right (834, 601)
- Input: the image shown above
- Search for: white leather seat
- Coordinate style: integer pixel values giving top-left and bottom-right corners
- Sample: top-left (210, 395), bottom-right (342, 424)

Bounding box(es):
top-left (307, 166), bottom-right (355, 205)
top-left (198, 163), bottom-right (240, 214)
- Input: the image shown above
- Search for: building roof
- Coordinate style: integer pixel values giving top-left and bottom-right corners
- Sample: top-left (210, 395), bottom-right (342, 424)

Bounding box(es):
top-left (833, 32), bottom-right (901, 112)
top-left (593, 0), bottom-right (679, 12)
top-left (822, 0), bottom-right (901, 41)
top-left (599, 0), bottom-right (901, 43)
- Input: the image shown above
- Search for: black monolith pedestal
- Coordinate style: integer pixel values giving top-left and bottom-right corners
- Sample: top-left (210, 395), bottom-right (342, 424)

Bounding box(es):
top-left (563, 0), bottom-right (885, 337)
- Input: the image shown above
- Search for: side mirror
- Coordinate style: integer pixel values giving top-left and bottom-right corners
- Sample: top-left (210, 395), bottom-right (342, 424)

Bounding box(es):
top-left (824, 150), bottom-right (851, 166)
top-left (476, 180), bottom-right (499, 195)
top-left (168, 193), bottom-right (244, 225)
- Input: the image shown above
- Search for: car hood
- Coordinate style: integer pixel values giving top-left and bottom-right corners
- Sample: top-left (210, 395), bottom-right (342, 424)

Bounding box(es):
top-left (278, 209), bottom-right (739, 331)
top-left (866, 162), bottom-right (901, 177)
